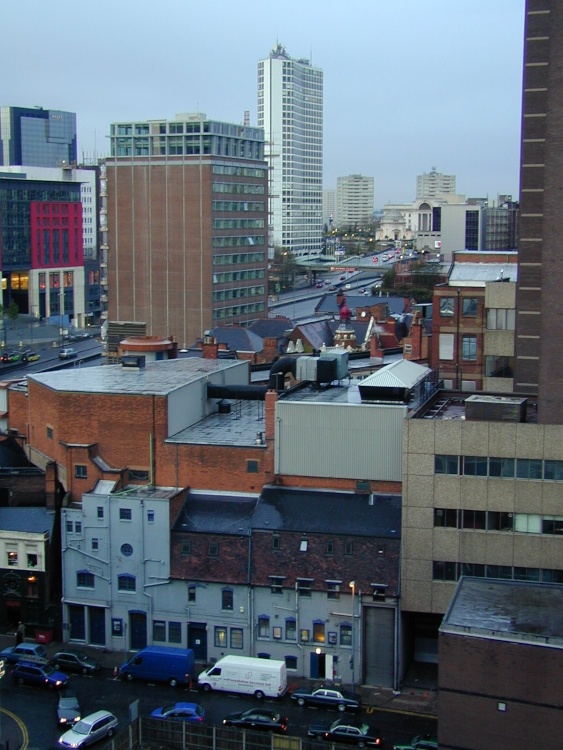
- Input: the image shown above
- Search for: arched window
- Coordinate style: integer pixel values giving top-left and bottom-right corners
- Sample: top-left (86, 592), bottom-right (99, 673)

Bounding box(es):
top-left (118, 574), bottom-right (136, 592)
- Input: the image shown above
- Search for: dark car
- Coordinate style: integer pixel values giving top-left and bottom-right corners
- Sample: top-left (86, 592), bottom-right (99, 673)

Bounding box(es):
top-left (308, 719), bottom-right (381, 747)
top-left (291, 687), bottom-right (361, 712)
top-left (223, 708), bottom-right (288, 734)
top-left (150, 702), bottom-right (205, 723)
top-left (11, 660), bottom-right (68, 689)
top-left (51, 649), bottom-right (101, 675)
top-left (57, 689), bottom-right (81, 726)
top-left (1, 351), bottom-right (21, 363)
top-left (315, 282), bottom-right (324, 288)
top-left (393, 735), bottom-right (438, 750)
top-left (0, 642), bottom-right (48, 665)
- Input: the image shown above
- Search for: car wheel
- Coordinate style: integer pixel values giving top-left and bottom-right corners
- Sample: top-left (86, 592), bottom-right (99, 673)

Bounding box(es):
top-left (54, 663), bottom-right (60, 670)
top-left (169, 678), bottom-right (177, 687)
top-left (82, 667), bottom-right (89, 675)
top-left (337, 703), bottom-right (346, 712)
top-left (107, 728), bottom-right (115, 738)
top-left (254, 690), bottom-right (265, 700)
top-left (297, 697), bottom-right (305, 707)
top-left (125, 672), bottom-right (133, 681)
top-left (17, 677), bottom-right (24, 685)
top-left (201, 683), bottom-right (212, 692)
top-left (358, 742), bottom-right (365, 748)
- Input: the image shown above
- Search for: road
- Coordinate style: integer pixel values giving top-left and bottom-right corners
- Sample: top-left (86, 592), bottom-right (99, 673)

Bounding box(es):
top-left (0, 667), bottom-right (436, 749)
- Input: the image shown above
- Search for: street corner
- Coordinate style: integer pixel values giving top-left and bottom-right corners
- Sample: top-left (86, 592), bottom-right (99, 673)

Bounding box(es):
top-left (0, 705), bottom-right (29, 749)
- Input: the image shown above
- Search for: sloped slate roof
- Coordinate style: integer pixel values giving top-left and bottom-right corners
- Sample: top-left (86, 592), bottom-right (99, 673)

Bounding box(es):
top-left (209, 326), bottom-right (264, 353)
top-left (316, 295), bottom-right (407, 316)
top-left (173, 494), bottom-right (258, 534)
top-left (360, 359), bottom-right (430, 389)
top-left (0, 507), bottom-right (53, 535)
top-left (249, 317), bottom-right (293, 338)
top-left (293, 319), bottom-right (334, 350)
top-left (256, 487), bottom-right (401, 539)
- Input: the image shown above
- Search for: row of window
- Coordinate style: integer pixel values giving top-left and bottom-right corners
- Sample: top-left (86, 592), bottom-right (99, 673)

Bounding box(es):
top-left (65, 508), bottom-right (155, 536)
top-left (212, 201), bottom-right (265, 212)
top-left (77, 571), bottom-right (136, 591)
top-left (213, 250), bottom-right (265, 262)
top-left (435, 508), bottom-right (563, 535)
top-left (212, 286), bottom-right (265, 302)
top-left (433, 562), bottom-right (563, 583)
top-left (212, 302), bottom-right (265, 319)
top-left (212, 183), bottom-right (265, 195)
top-left (255, 617), bottom-right (351, 647)
top-left (435, 454), bottom-right (563, 481)
top-left (213, 270), bottom-right (265, 284)
top-left (212, 166), bottom-right (266, 178)
top-left (212, 238), bottom-right (265, 249)
top-left (212, 219), bottom-right (265, 229)
top-left (181, 537), bottom-right (368, 557)
top-left (6, 551), bottom-right (38, 568)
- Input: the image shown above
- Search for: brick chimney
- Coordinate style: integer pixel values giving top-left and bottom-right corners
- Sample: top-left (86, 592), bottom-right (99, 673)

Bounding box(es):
top-left (264, 389), bottom-right (278, 481)
top-left (202, 333), bottom-right (219, 359)
top-left (369, 332), bottom-right (384, 360)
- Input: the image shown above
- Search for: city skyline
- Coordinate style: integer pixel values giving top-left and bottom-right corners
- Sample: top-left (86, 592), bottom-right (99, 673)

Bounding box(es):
top-left (2, 0), bottom-right (525, 204)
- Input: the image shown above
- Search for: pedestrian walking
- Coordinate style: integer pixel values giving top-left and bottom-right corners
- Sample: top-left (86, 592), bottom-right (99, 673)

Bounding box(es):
top-left (15, 621), bottom-right (25, 645)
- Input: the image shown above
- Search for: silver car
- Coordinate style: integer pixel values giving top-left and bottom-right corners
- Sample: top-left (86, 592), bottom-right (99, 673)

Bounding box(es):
top-left (58, 710), bottom-right (117, 748)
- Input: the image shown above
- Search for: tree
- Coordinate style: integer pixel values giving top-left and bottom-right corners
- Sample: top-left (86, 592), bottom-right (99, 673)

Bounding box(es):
top-left (7, 301), bottom-right (19, 327)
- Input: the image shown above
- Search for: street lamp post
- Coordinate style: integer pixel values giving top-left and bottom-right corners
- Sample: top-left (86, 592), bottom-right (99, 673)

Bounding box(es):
top-left (349, 581), bottom-right (356, 692)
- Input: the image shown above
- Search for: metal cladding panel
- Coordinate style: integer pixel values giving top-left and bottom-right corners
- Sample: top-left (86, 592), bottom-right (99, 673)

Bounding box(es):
top-left (275, 401), bottom-right (406, 480)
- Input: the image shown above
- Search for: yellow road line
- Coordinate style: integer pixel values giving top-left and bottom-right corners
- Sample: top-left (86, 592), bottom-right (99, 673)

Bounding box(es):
top-left (1, 706), bottom-right (29, 749)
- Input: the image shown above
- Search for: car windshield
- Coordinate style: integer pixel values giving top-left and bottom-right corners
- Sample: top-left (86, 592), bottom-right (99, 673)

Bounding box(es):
top-left (72, 721), bottom-right (92, 735)
top-left (73, 651), bottom-right (89, 661)
top-left (42, 665), bottom-right (55, 675)
top-left (60, 696), bottom-right (78, 708)
top-left (195, 705), bottom-right (204, 716)
top-left (161, 705), bottom-right (176, 714)
top-left (359, 725), bottom-right (369, 735)
top-left (330, 720), bottom-right (341, 731)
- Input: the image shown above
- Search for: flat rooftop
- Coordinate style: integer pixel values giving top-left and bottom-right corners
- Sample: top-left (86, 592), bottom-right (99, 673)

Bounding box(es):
top-left (441, 578), bottom-right (563, 647)
top-left (28, 358), bottom-right (244, 396)
top-left (414, 392), bottom-right (538, 422)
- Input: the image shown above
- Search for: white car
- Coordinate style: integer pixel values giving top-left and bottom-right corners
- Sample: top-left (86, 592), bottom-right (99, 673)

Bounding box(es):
top-left (59, 347), bottom-right (77, 359)
top-left (58, 710), bottom-right (118, 748)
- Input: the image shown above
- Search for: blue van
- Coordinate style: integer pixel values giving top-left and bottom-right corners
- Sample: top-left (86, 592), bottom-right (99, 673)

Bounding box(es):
top-left (119, 646), bottom-right (195, 687)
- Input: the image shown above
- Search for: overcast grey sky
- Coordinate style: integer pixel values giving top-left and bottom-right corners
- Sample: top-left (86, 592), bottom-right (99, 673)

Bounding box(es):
top-left (3, 0), bottom-right (525, 205)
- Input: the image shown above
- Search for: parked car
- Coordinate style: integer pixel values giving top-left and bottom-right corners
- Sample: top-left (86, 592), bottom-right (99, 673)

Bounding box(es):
top-left (315, 282), bottom-right (324, 288)
top-left (57, 690), bottom-right (81, 726)
top-left (308, 719), bottom-right (382, 747)
top-left (1, 351), bottom-right (21, 363)
top-left (58, 347), bottom-right (77, 359)
top-left (150, 702), bottom-right (205, 722)
top-left (51, 649), bottom-right (101, 675)
top-left (290, 687), bottom-right (361, 712)
top-left (11, 660), bottom-right (68, 689)
top-left (21, 350), bottom-right (41, 363)
top-left (223, 708), bottom-right (288, 733)
top-left (393, 735), bottom-right (438, 750)
top-left (58, 711), bottom-right (118, 748)
top-left (0, 642), bottom-right (48, 664)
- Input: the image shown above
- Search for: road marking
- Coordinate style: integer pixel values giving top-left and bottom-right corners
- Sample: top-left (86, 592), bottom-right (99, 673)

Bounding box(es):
top-left (1, 706), bottom-right (29, 749)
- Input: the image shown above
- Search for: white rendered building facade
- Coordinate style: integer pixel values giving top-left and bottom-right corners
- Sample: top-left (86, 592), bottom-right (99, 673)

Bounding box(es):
top-left (258, 44), bottom-right (323, 258)
top-left (336, 174), bottom-right (374, 229)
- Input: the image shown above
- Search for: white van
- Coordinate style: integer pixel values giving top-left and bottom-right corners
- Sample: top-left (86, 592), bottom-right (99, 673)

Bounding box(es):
top-left (198, 655), bottom-right (287, 699)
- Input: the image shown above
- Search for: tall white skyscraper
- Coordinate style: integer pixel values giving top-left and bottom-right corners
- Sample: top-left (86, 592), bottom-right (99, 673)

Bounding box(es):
top-left (336, 174), bottom-right (374, 229)
top-left (258, 44), bottom-right (323, 258)
top-left (416, 168), bottom-right (456, 200)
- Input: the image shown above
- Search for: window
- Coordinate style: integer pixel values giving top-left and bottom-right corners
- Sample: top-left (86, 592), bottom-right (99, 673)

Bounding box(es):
top-left (66, 520), bottom-right (73, 533)
top-left (181, 540), bottom-right (191, 556)
top-left (514, 514), bottom-right (542, 533)
top-left (313, 621), bottom-right (325, 643)
top-left (169, 621), bottom-right (182, 643)
top-left (91, 538), bottom-right (99, 551)
top-left (75, 464), bottom-right (87, 479)
top-left (489, 457), bottom-right (515, 478)
top-left (77, 571), bottom-right (94, 588)
top-left (215, 627), bottom-right (227, 648)
top-left (270, 576), bottom-right (284, 595)
top-left (222, 589), bottom-right (233, 610)
top-left (7, 549), bottom-right (18, 566)
top-left (372, 585), bottom-right (387, 601)
top-left (340, 623), bottom-right (352, 646)
top-left (326, 540), bottom-right (334, 555)
top-left (47, 426), bottom-right (53, 439)
top-left (26, 553), bottom-right (38, 568)
top-left (435, 455), bottom-right (459, 475)
top-left (153, 620), bottom-right (166, 641)
top-left (461, 563), bottom-right (485, 577)
top-left (285, 618), bottom-right (296, 640)
top-left (188, 586), bottom-right (196, 602)
top-left (486, 565), bottom-right (512, 580)
top-left (120, 543), bottom-right (133, 556)
top-left (258, 616), bottom-right (270, 638)
top-left (97, 506), bottom-right (104, 519)
top-left (485, 355), bottom-right (514, 378)
top-left (432, 561), bottom-right (458, 581)
top-left (208, 541), bottom-right (219, 557)
top-left (75, 521), bottom-right (82, 534)
top-left (27, 577), bottom-right (38, 597)
top-left (434, 508), bottom-right (459, 528)
top-left (119, 508), bottom-right (132, 521)
top-left (487, 512), bottom-right (513, 531)
top-left (486, 308), bottom-right (515, 330)
top-left (230, 628), bottom-right (243, 649)
top-left (344, 541), bottom-right (353, 556)
top-left (439, 297), bottom-right (454, 316)
top-left (272, 534), bottom-right (280, 550)
top-left (462, 510), bottom-right (486, 529)
top-left (326, 581), bottom-right (340, 600)
top-left (147, 510), bottom-right (155, 523)
top-left (117, 574), bottom-right (136, 592)
top-left (462, 335), bottom-right (477, 361)
top-left (517, 459), bottom-right (543, 479)
top-left (544, 461), bottom-right (563, 481)
top-left (463, 456), bottom-right (488, 476)
top-left (247, 460), bottom-right (259, 473)
top-left (285, 655), bottom-right (298, 670)
top-left (297, 578), bottom-right (313, 597)
top-left (439, 333), bottom-right (454, 360)
top-left (462, 298), bottom-right (478, 317)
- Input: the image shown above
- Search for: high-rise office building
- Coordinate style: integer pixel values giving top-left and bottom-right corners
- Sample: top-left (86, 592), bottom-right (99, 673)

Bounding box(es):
top-left (336, 174), bottom-right (374, 229)
top-left (105, 113), bottom-right (268, 348)
top-left (515, 0), bottom-right (563, 424)
top-left (258, 44), bottom-right (323, 258)
top-left (416, 168), bottom-right (456, 200)
top-left (0, 106), bottom-right (77, 168)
